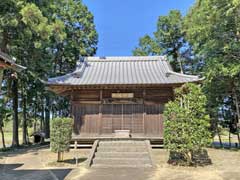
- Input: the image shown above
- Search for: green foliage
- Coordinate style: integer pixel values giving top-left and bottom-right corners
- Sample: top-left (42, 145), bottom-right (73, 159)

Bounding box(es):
top-left (20, 3), bottom-right (52, 40)
top-left (164, 83), bottom-right (211, 164)
top-left (133, 35), bottom-right (161, 56)
top-left (0, 0), bottom-right (98, 145)
top-left (133, 10), bottom-right (195, 73)
top-left (50, 117), bottom-right (73, 153)
top-left (184, 0), bottom-right (240, 134)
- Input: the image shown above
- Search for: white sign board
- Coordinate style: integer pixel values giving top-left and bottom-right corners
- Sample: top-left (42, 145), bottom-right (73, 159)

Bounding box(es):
top-left (111, 93), bottom-right (134, 98)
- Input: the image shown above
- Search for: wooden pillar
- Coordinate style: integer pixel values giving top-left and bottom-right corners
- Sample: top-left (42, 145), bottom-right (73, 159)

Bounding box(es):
top-left (99, 90), bottom-right (102, 134)
top-left (121, 104), bottom-right (123, 130)
top-left (143, 89), bottom-right (146, 134)
top-left (70, 90), bottom-right (74, 117)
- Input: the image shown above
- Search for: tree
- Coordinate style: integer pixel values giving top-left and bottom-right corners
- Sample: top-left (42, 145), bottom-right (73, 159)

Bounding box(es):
top-left (50, 117), bottom-right (73, 162)
top-left (164, 83), bottom-right (211, 165)
top-left (133, 35), bottom-right (161, 56)
top-left (0, 97), bottom-right (11, 149)
top-left (184, 0), bottom-right (240, 145)
top-left (0, 0), bottom-right (98, 146)
top-left (133, 10), bottom-right (194, 73)
top-left (31, 0), bottom-right (98, 138)
top-left (0, 0), bottom-right (55, 147)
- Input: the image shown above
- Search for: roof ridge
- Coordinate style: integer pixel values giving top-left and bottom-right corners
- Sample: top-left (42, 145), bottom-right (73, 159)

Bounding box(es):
top-left (83, 56), bottom-right (166, 62)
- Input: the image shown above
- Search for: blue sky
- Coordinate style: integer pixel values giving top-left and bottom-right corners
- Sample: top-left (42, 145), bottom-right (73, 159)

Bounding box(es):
top-left (83, 0), bottom-right (195, 56)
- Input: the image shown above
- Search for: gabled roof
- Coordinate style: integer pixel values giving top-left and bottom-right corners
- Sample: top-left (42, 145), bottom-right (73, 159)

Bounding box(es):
top-left (47, 56), bottom-right (202, 88)
top-left (0, 51), bottom-right (26, 72)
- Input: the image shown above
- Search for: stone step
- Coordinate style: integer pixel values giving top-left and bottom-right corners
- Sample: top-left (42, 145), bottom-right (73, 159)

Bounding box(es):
top-left (92, 163), bottom-right (152, 168)
top-left (97, 146), bottom-right (148, 152)
top-left (93, 158), bottom-right (151, 166)
top-left (99, 143), bottom-right (146, 148)
top-left (98, 144), bottom-right (147, 148)
top-left (89, 140), bottom-right (153, 168)
top-left (95, 152), bottom-right (149, 158)
top-left (99, 141), bottom-right (146, 145)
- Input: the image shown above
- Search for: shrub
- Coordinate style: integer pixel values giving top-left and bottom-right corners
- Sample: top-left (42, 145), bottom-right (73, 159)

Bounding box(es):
top-left (163, 83), bottom-right (211, 166)
top-left (50, 117), bottom-right (73, 162)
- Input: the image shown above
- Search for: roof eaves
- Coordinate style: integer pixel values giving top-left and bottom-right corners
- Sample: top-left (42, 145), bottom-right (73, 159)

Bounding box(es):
top-left (166, 71), bottom-right (201, 79)
top-left (0, 51), bottom-right (26, 72)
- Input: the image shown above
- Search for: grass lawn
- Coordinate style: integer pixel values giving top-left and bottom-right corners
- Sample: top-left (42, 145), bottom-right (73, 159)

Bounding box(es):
top-left (1, 128), bottom-right (239, 149)
top-left (0, 121), bottom-right (34, 148)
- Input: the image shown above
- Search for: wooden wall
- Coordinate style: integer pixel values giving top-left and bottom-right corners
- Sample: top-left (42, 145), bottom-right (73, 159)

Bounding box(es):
top-left (71, 87), bottom-right (173, 137)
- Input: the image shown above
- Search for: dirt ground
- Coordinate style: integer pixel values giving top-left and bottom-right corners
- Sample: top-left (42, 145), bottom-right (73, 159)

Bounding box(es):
top-left (150, 148), bottom-right (240, 180)
top-left (0, 146), bottom-right (239, 180)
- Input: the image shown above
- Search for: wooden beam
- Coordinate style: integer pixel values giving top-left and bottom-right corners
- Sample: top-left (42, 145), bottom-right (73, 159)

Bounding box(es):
top-left (72, 101), bottom-right (101, 104)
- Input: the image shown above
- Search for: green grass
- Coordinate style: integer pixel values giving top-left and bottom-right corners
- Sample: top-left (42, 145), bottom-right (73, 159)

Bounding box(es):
top-left (0, 121), bottom-right (34, 148)
top-left (1, 121), bottom-right (239, 148)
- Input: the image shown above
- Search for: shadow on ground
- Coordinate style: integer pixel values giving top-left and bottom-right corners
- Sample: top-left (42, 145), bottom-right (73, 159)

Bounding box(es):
top-left (62, 158), bottom-right (87, 164)
top-left (212, 142), bottom-right (240, 151)
top-left (1, 163), bottom-right (72, 180)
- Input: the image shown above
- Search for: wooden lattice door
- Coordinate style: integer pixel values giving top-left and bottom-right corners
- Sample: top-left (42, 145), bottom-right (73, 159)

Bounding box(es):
top-left (131, 104), bottom-right (144, 133)
top-left (144, 104), bottom-right (164, 136)
top-left (101, 104), bottom-right (113, 133)
top-left (72, 104), bottom-right (99, 134)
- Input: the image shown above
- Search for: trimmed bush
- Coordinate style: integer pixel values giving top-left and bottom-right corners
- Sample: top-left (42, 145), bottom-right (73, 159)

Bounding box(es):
top-left (164, 83), bottom-right (212, 166)
top-left (50, 117), bottom-right (73, 162)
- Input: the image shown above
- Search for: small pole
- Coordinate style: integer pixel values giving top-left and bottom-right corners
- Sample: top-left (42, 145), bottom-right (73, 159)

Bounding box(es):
top-left (74, 140), bottom-right (77, 149)
top-left (75, 156), bottom-right (78, 166)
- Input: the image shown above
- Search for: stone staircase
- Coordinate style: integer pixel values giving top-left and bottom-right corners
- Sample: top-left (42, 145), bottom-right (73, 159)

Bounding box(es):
top-left (90, 140), bottom-right (153, 168)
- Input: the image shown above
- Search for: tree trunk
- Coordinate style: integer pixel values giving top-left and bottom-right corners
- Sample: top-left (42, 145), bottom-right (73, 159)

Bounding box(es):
top-left (233, 89), bottom-right (240, 145)
top-left (0, 126), bottom-right (6, 149)
top-left (228, 131), bottom-right (231, 148)
top-left (41, 100), bottom-right (44, 132)
top-left (173, 51), bottom-right (183, 74)
top-left (61, 152), bottom-right (64, 161)
top-left (178, 58), bottom-right (184, 74)
top-left (0, 69), bottom-right (3, 91)
top-left (215, 119), bottom-right (223, 148)
top-left (12, 78), bottom-right (19, 147)
top-left (34, 103), bottom-right (37, 132)
top-left (57, 152), bottom-right (61, 162)
top-left (45, 95), bottom-right (50, 138)
top-left (22, 93), bottom-right (28, 144)
top-left (237, 133), bottom-right (240, 147)
top-left (233, 88), bottom-right (240, 123)
top-left (57, 152), bottom-right (63, 162)
top-left (0, 30), bottom-right (8, 53)
top-left (217, 128), bottom-right (223, 148)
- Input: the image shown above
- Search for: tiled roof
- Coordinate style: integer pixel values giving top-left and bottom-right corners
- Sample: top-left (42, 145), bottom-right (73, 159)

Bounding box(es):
top-left (47, 56), bottom-right (202, 86)
top-left (0, 51), bottom-right (26, 71)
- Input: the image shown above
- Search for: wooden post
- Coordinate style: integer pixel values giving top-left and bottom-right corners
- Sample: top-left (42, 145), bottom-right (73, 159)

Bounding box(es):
top-left (74, 140), bottom-right (77, 149)
top-left (99, 90), bottom-right (102, 134)
top-left (70, 90), bottom-right (74, 118)
top-left (143, 89), bottom-right (146, 134)
top-left (121, 104), bottom-right (123, 130)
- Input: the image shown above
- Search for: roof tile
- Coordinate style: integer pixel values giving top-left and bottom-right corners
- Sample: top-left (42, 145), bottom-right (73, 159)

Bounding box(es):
top-left (47, 56), bottom-right (201, 86)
